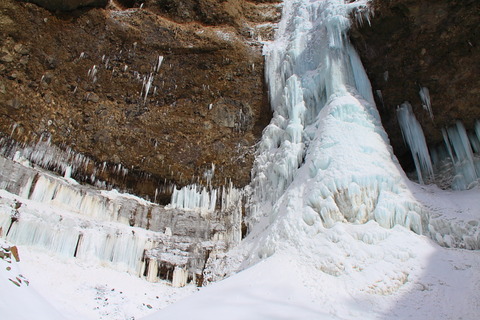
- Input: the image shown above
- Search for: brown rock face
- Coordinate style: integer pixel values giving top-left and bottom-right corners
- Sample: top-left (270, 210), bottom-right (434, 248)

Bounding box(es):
top-left (0, 0), bottom-right (281, 200)
top-left (351, 0), bottom-right (480, 172)
top-left (19, 0), bottom-right (109, 11)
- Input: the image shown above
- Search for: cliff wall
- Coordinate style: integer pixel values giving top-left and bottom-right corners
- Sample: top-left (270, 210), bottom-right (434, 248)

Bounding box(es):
top-left (351, 0), bottom-right (480, 172)
top-left (0, 0), bottom-right (281, 200)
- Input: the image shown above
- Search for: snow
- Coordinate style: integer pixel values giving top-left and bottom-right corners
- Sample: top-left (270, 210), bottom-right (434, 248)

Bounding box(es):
top-left (148, 228), bottom-right (480, 320)
top-left (0, 239), bottom-right (65, 320)
top-left (14, 247), bottom-right (196, 320)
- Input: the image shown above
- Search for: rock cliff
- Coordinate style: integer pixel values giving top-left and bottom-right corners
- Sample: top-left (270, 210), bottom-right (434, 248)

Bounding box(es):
top-left (20, 0), bottom-right (109, 11)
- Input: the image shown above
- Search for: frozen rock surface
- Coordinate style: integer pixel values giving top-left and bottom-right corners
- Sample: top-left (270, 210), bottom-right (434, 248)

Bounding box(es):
top-left (0, 0), bottom-right (280, 199)
top-left (0, 155), bottom-right (243, 286)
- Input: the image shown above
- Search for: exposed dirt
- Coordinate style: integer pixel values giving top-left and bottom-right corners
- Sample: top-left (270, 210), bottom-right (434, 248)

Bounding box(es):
top-left (351, 0), bottom-right (480, 171)
top-left (0, 0), bottom-right (281, 200)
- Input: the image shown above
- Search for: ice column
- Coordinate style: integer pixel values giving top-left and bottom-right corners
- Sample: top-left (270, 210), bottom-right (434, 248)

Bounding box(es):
top-left (419, 87), bottom-right (433, 120)
top-left (442, 121), bottom-right (480, 189)
top-left (397, 102), bottom-right (434, 184)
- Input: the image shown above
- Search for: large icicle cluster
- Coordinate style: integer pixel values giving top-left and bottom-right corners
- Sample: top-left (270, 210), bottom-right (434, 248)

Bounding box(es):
top-left (0, 134), bottom-right (127, 190)
top-left (437, 120), bottom-right (480, 189)
top-left (168, 182), bottom-right (244, 244)
top-left (243, 0), bottom-right (426, 264)
top-left (0, 155), bottom-right (242, 287)
top-left (396, 101), bottom-right (480, 190)
top-left (397, 102), bottom-right (434, 184)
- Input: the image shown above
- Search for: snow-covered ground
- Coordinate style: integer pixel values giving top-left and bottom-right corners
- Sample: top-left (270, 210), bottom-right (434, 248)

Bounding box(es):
top-left (148, 242), bottom-right (480, 320)
top-left (146, 184), bottom-right (480, 320)
top-left (2, 184), bottom-right (478, 320)
top-left (13, 247), bottom-right (197, 320)
top-left (0, 242), bottom-right (196, 320)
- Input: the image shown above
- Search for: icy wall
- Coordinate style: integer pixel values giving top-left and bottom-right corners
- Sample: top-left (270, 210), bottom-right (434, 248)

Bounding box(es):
top-left (238, 0), bottom-right (431, 265)
top-left (0, 155), bottom-right (243, 286)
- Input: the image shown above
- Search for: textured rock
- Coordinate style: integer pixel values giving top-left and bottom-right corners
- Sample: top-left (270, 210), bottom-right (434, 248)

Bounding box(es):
top-left (351, 0), bottom-right (480, 171)
top-left (0, 0), bottom-right (281, 200)
top-left (20, 0), bottom-right (109, 11)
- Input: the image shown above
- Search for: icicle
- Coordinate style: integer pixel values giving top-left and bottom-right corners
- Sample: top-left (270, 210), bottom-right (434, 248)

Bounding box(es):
top-left (419, 87), bottom-right (433, 120)
top-left (155, 55), bottom-right (164, 73)
top-left (172, 267), bottom-right (188, 287)
top-left (88, 65), bottom-right (98, 83)
top-left (204, 163), bottom-right (215, 186)
top-left (64, 166), bottom-right (72, 179)
top-left (396, 102), bottom-right (434, 183)
top-left (142, 73), bottom-right (154, 104)
top-left (442, 121), bottom-right (480, 189)
top-left (167, 182), bottom-right (243, 219)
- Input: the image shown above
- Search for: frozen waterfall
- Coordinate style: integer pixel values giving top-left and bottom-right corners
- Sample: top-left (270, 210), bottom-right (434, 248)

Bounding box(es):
top-left (244, 0), bottom-right (426, 262)
top-left (0, 155), bottom-right (242, 286)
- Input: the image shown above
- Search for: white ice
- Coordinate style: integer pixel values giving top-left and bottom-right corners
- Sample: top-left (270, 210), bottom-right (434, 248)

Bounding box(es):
top-left (245, 0), bottom-right (427, 268)
top-left (397, 102), bottom-right (434, 184)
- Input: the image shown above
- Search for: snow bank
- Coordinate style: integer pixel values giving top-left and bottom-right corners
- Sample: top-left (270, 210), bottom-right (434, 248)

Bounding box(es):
top-left (0, 239), bottom-right (65, 320)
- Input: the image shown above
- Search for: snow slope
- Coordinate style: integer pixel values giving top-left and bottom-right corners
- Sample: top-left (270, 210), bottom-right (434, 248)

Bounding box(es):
top-left (147, 242), bottom-right (480, 320)
top-left (0, 239), bottom-right (65, 320)
top-left (147, 184), bottom-right (480, 320)
top-left (15, 247), bottom-right (197, 320)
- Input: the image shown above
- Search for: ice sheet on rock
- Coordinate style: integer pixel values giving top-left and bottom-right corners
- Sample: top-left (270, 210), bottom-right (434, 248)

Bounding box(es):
top-left (0, 195), bottom-right (157, 276)
top-left (0, 156), bottom-right (245, 286)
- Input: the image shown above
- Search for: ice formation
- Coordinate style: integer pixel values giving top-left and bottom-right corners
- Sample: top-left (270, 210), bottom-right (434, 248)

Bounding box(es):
top-left (396, 103), bottom-right (480, 189)
top-left (240, 0), bottom-right (427, 265)
top-left (439, 121), bottom-right (480, 189)
top-left (397, 102), bottom-right (434, 184)
top-left (0, 0), bottom-right (478, 300)
top-left (0, 155), bottom-right (242, 286)
top-left (419, 86), bottom-right (433, 120)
